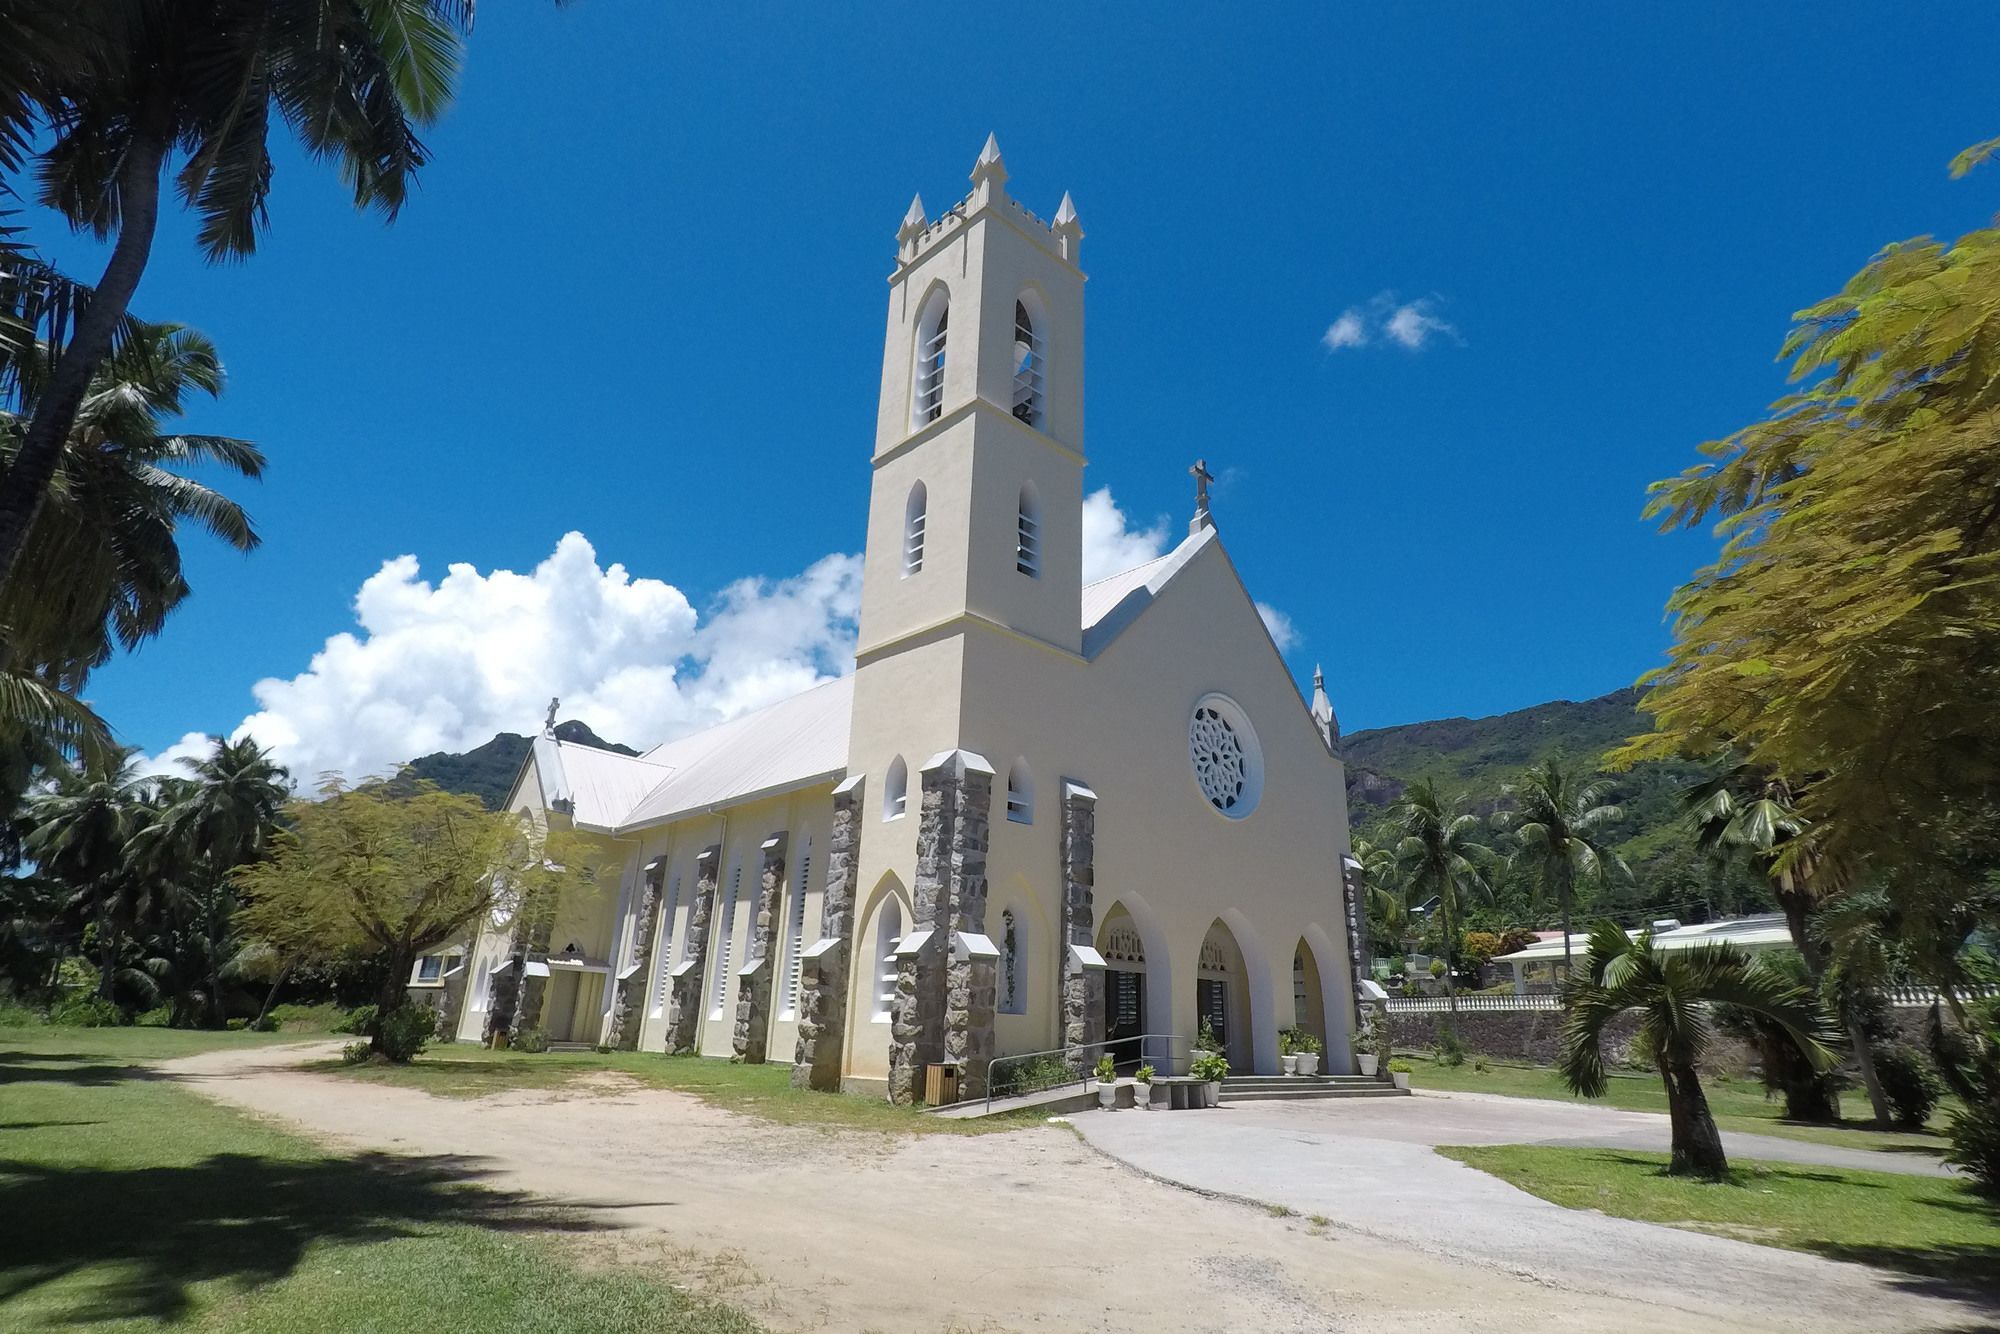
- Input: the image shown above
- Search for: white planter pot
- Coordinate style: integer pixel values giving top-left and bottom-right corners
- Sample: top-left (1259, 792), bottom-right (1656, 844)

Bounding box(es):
top-left (1281, 1054), bottom-right (1299, 1076)
top-left (1295, 1052), bottom-right (1319, 1077)
top-left (1097, 1082), bottom-right (1117, 1109)
top-left (1392, 1071), bottom-right (1411, 1091)
top-left (1358, 1054), bottom-right (1379, 1076)
top-left (1203, 1080), bottom-right (1221, 1108)
top-left (1137, 1084), bottom-right (1154, 1108)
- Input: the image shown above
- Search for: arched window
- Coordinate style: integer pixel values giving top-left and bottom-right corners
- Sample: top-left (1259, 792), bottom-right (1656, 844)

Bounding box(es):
top-left (710, 860), bottom-right (741, 1018)
top-left (781, 833), bottom-right (813, 1018)
top-left (883, 756), bottom-right (908, 821)
top-left (871, 898), bottom-right (902, 1021)
top-left (999, 907), bottom-right (1026, 1014)
top-left (1016, 485), bottom-right (1041, 578)
top-left (1006, 760), bottom-right (1033, 824)
top-left (912, 290), bottom-right (948, 427)
top-left (1011, 298), bottom-right (1045, 427)
top-left (903, 483), bottom-right (926, 577)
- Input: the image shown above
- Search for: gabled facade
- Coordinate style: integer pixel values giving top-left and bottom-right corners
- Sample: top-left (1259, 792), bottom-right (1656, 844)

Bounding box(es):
top-left (434, 142), bottom-right (1359, 1100)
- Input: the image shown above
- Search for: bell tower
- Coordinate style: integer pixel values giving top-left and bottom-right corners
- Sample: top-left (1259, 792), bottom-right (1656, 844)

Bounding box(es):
top-left (854, 136), bottom-right (1087, 659)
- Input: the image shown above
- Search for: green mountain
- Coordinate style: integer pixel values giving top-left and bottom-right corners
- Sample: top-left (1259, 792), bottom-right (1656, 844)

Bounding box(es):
top-left (1344, 688), bottom-right (1774, 924)
top-left (394, 721), bottom-right (636, 810)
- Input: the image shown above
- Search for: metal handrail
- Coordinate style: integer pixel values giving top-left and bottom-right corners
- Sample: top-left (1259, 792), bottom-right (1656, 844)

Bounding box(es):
top-left (981, 1033), bottom-right (1189, 1114)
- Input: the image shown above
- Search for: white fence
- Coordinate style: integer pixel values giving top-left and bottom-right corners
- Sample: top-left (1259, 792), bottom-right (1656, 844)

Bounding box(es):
top-left (1382, 985), bottom-right (1998, 1015)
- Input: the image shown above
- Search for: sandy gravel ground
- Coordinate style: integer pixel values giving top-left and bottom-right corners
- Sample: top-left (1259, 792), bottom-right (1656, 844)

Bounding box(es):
top-left (162, 1043), bottom-right (1994, 1334)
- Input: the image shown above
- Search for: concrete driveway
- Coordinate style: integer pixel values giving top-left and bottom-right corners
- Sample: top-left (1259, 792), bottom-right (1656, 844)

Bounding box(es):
top-left (1075, 1091), bottom-right (1995, 1334)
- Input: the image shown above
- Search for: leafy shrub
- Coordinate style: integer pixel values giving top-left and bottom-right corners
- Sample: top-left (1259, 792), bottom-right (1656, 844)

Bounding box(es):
top-left (134, 1005), bottom-right (174, 1028)
top-left (511, 1027), bottom-right (550, 1054)
top-left (1874, 1043), bottom-right (1945, 1128)
top-left (1134, 1064), bottom-right (1155, 1083)
top-left (374, 1005), bottom-right (438, 1063)
top-left (333, 1003), bottom-right (378, 1035)
top-left (1431, 1025), bottom-right (1467, 1068)
top-left (1388, 955), bottom-right (1408, 979)
top-left (993, 1052), bottom-right (1071, 1096)
top-left (1190, 1050), bottom-right (1229, 1083)
top-left (1461, 931), bottom-right (1504, 967)
top-left (0, 999), bottom-right (46, 1027)
top-left (1473, 1056), bottom-right (1491, 1073)
top-left (1193, 1018), bottom-right (1223, 1053)
top-left (341, 1041), bottom-right (373, 1065)
top-left (1094, 1054), bottom-right (1116, 1082)
top-left (1278, 1027), bottom-right (1323, 1056)
top-left (50, 996), bottom-right (126, 1028)
top-left (1946, 1100), bottom-right (2000, 1195)
top-left (1388, 1058), bottom-right (1412, 1074)
top-left (266, 1002), bottom-right (351, 1033)
top-left (1428, 959), bottom-right (1447, 979)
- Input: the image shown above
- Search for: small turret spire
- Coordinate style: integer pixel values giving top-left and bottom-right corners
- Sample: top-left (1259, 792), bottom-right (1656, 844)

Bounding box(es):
top-left (1309, 667), bottom-right (1340, 753)
top-left (897, 194), bottom-right (928, 262)
top-left (1053, 190), bottom-right (1083, 263)
top-left (969, 133), bottom-right (1008, 208)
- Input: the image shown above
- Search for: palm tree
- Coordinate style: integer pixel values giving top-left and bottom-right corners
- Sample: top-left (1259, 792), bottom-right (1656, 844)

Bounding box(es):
top-left (130, 736), bottom-right (288, 1025)
top-left (0, 0), bottom-right (473, 585)
top-left (1500, 757), bottom-right (1630, 980)
top-left (1683, 766), bottom-right (1841, 967)
top-left (23, 746), bottom-right (146, 997)
top-left (2, 319), bottom-right (262, 690)
top-left (1390, 780), bottom-right (1496, 1016)
top-left (1560, 920), bottom-right (1831, 1179)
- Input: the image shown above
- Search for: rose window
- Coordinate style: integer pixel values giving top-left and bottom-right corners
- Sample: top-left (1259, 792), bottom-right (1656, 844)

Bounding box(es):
top-left (1188, 694), bottom-right (1264, 819)
top-left (1191, 707), bottom-right (1246, 810)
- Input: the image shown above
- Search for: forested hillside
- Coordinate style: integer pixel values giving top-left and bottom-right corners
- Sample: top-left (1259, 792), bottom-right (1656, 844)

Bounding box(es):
top-left (1344, 688), bottom-right (1774, 925)
top-left (392, 721), bottom-right (636, 810)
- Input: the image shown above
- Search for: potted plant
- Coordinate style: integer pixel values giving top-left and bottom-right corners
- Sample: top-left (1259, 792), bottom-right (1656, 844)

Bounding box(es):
top-left (1355, 1009), bottom-right (1380, 1076)
top-left (1292, 1030), bottom-right (1323, 1077)
top-left (1135, 1063), bottom-right (1156, 1109)
top-left (1190, 1049), bottom-right (1228, 1107)
top-left (1279, 1028), bottom-right (1301, 1075)
top-left (1388, 1058), bottom-right (1412, 1092)
top-left (1095, 1053), bottom-right (1118, 1109)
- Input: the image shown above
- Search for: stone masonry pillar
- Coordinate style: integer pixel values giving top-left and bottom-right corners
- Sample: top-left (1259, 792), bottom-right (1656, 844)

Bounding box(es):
top-left (944, 754), bottom-right (997, 1099)
top-left (794, 776), bottom-right (863, 1091)
top-left (889, 754), bottom-right (964, 1104)
top-left (733, 833), bottom-right (787, 1063)
top-left (608, 856), bottom-right (666, 1050)
top-left (665, 845), bottom-right (720, 1054)
top-left (1060, 780), bottom-right (1106, 1074)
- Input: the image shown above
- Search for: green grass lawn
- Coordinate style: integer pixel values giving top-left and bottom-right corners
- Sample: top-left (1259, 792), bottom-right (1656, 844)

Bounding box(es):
top-left (1440, 1144), bottom-right (2000, 1289)
top-left (0, 1025), bottom-right (762, 1332)
top-left (323, 1042), bottom-right (1045, 1135)
top-left (1404, 1054), bottom-right (1954, 1157)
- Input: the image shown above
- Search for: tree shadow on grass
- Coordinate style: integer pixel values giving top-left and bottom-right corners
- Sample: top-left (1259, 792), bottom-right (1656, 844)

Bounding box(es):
top-left (0, 1051), bottom-right (168, 1088)
top-left (0, 1150), bottom-right (641, 1324)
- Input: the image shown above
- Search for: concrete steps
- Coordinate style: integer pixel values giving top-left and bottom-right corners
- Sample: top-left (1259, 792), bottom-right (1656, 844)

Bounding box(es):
top-left (1220, 1074), bottom-right (1409, 1103)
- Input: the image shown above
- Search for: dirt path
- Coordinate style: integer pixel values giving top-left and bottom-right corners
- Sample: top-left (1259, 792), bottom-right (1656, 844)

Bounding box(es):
top-left (163, 1044), bottom-right (1991, 1334)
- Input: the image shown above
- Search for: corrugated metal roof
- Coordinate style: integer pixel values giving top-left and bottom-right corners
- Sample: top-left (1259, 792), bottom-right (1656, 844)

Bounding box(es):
top-left (1080, 528), bottom-right (1214, 658)
top-left (546, 741), bottom-right (674, 831)
top-left (615, 676), bottom-right (853, 832)
top-left (1492, 914), bottom-right (1794, 963)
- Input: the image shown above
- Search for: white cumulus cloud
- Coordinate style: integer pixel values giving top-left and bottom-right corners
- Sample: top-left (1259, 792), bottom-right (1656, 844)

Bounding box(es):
top-left (145, 533), bottom-right (862, 787)
top-left (142, 487), bottom-right (1269, 788)
top-left (1322, 292), bottom-right (1459, 353)
top-left (1256, 602), bottom-right (1300, 652)
top-left (1081, 487), bottom-right (1170, 583)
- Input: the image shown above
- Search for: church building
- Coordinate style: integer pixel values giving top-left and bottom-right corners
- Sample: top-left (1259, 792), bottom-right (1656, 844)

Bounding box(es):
top-left (425, 140), bottom-right (1362, 1100)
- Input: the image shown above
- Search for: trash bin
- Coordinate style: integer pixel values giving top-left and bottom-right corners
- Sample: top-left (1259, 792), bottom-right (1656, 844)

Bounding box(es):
top-left (924, 1062), bottom-right (962, 1107)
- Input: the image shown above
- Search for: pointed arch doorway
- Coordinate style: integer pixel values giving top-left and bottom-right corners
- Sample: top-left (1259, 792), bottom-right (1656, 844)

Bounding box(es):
top-left (1097, 904), bottom-right (1149, 1068)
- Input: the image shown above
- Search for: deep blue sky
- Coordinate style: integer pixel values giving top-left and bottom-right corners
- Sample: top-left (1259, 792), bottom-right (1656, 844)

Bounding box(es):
top-left (39, 3), bottom-right (2000, 756)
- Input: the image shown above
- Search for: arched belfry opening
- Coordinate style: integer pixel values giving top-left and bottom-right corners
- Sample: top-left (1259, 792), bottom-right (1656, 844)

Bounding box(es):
top-left (911, 287), bottom-right (949, 429)
top-left (1011, 294), bottom-right (1045, 428)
